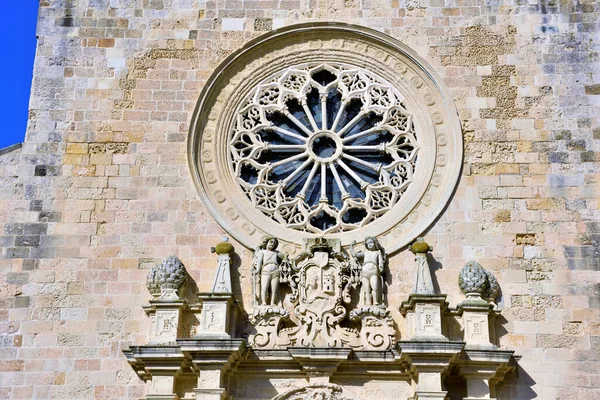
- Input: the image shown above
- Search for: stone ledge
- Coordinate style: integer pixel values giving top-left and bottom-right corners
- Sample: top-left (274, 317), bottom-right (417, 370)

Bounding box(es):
top-left (0, 143), bottom-right (22, 156)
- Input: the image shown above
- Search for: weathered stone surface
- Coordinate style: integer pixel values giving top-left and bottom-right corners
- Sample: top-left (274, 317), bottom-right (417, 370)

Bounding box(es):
top-left (0, 0), bottom-right (598, 399)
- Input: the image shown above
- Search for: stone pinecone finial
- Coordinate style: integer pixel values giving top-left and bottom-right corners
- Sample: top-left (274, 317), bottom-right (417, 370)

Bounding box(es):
top-left (146, 267), bottom-right (162, 296)
top-left (458, 260), bottom-right (499, 302)
top-left (146, 256), bottom-right (188, 300)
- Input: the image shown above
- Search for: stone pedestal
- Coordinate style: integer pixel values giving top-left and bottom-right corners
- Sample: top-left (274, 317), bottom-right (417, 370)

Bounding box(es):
top-left (144, 300), bottom-right (188, 344)
top-left (400, 295), bottom-right (449, 341)
top-left (195, 293), bottom-right (239, 339)
top-left (456, 297), bottom-right (497, 347)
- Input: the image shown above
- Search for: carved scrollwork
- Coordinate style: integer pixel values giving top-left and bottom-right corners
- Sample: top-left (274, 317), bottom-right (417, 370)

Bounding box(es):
top-left (247, 306), bottom-right (290, 349)
top-left (349, 307), bottom-right (396, 350)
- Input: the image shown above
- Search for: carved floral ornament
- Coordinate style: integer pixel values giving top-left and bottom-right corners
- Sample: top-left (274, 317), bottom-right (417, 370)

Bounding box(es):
top-left (188, 23), bottom-right (463, 254)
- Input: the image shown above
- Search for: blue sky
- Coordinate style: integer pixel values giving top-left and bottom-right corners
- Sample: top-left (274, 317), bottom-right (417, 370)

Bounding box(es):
top-left (0, 2), bottom-right (38, 149)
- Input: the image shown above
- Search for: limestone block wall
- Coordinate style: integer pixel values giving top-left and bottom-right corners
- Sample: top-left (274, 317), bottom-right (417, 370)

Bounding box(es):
top-left (0, 0), bottom-right (599, 399)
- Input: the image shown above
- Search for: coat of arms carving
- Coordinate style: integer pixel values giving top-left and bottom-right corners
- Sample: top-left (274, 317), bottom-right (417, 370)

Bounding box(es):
top-left (248, 237), bottom-right (395, 350)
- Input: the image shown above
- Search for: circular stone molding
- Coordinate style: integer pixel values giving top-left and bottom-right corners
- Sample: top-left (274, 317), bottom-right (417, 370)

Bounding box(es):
top-left (189, 23), bottom-right (463, 254)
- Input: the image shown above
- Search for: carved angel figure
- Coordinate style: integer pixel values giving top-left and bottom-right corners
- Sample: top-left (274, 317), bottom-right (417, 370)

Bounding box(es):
top-left (350, 237), bottom-right (386, 306)
top-left (252, 236), bottom-right (286, 306)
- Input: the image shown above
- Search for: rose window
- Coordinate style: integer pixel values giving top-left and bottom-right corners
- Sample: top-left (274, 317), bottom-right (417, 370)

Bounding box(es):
top-left (229, 64), bottom-right (419, 233)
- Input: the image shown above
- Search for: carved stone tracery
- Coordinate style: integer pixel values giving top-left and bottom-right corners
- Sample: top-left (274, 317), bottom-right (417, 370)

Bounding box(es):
top-left (230, 63), bottom-right (419, 234)
top-left (123, 23), bottom-right (517, 400)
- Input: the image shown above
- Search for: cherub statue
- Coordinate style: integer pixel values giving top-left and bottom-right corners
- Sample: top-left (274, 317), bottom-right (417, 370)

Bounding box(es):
top-left (252, 236), bottom-right (286, 306)
top-left (350, 237), bottom-right (387, 306)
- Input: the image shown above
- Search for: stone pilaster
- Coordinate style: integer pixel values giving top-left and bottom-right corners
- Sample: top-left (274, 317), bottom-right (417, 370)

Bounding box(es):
top-left (399, 341), bottom-right (464, 400)
top-left (123, 346), bottom-right (186, 400)
top-left (462, 366), bottom-right (496, 400)
top-left (456, 349), bottom-right (516, 400)
top-left (179, 339), bottom-right (246, 400)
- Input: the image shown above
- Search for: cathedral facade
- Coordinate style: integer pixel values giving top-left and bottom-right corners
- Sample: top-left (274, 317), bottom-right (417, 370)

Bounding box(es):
top-left (0, 0), bottom-right (599, 399)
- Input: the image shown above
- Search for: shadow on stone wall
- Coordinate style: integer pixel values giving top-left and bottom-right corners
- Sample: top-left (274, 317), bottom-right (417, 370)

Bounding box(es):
top-left (496, 364), bottom-right (537, 400)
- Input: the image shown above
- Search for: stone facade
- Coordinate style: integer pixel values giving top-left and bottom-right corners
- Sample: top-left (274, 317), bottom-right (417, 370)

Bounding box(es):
top-left (1, 0), bottom-right (599, 399)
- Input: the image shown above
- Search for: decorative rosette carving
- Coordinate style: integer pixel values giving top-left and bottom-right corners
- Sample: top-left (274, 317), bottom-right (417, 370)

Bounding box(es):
top-left (458, 260), bottom-right (499, 302)
top-left (146, 256), bottom-right (188, 300)
top-left (229, 64), bottom-right (419, 235)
